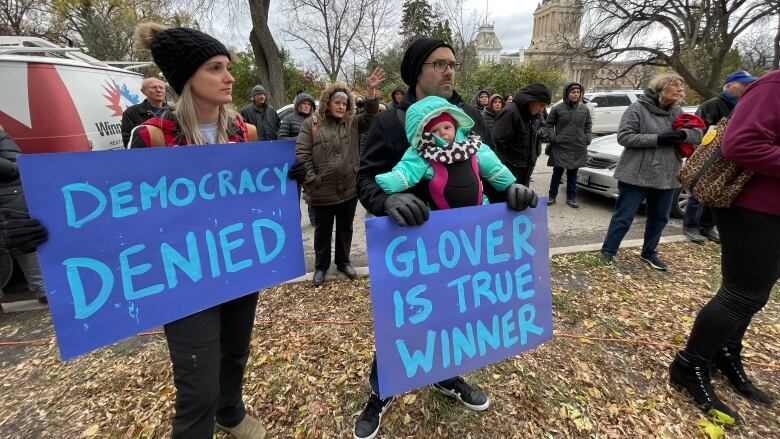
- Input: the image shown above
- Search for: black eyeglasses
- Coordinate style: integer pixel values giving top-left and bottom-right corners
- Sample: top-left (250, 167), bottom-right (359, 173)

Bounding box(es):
top-left (422, 61), bottom-right (462, 72)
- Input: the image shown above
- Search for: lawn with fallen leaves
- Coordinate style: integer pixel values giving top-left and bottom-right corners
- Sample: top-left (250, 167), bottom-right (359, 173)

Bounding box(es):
top-left (1, 242), bottom-right (778, 438)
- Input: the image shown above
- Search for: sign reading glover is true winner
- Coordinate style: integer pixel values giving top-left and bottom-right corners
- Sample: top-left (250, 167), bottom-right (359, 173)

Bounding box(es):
top-left (366, 202), bottom-right (553, 398)
top-left (18, 141), bottom-right (304, 360)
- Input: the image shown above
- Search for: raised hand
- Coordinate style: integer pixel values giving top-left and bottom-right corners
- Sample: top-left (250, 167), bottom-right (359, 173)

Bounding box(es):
top-left (366, 67), bottom-right (385, 96)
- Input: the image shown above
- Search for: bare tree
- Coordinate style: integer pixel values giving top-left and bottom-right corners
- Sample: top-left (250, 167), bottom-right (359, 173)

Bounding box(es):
top-left (736, 16), bottom-right (777, 72)
top-left (576, 0), bottom-right (779, 98)
top-left (281, 0), bottom-right (376, 81)
top-left (352, 0), bottom-right (402, 67)
top-left (0, 0), bottom-right (47, 36)
top-left (774, 11), bottom-right (780, 69)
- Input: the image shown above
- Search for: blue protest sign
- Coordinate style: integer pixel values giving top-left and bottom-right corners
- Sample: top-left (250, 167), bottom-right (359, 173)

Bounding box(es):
top-left (365, 202), bottom-right (553, 398)
top-left (19, 141), bottom-right (305, 360)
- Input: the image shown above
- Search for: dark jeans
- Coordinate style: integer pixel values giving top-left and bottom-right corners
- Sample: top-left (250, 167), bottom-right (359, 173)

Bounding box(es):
top-left (311, 197), bottom-right (358, 271)
top-left (601, 181), bottom-right (675, 258)
top-left (549, 167), bottom-right (578, 200)
top-left (164, 292), bottom-right (259, 438)
top-left (683, 195), bottom-right (714, 230)
top-left (684, 206), bottom-right (780, 361)
top-left (368, 354), bottom-right (460, 397)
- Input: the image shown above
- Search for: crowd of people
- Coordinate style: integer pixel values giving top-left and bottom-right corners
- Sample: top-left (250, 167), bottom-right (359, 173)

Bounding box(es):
top-left (0, 21), bottom-right (776, 439)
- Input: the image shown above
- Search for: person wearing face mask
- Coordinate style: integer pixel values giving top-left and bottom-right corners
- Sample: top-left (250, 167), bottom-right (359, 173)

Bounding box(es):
top-left (129, 22), bottom-right (264, 439)
top-left (600, 73), bottom-right (702, 271)
top-left (493, 83), bottom-right (553, 187)
top-left (295, 69), bottom-right (384, 286)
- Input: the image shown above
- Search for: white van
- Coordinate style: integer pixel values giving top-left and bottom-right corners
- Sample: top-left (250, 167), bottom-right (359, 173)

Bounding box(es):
top-left (0, 36), bottom-right (144, 153)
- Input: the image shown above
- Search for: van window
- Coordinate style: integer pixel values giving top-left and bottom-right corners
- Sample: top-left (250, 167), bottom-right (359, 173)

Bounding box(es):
top-left (608, 95), bottom-right (632, 106)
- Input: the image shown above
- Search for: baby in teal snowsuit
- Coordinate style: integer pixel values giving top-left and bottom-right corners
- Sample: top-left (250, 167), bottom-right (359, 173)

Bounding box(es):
top-left (375, 96), bottom-right (516, 209)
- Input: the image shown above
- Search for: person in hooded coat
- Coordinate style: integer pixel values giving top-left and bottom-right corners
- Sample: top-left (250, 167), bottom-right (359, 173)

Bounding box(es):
top-left (492, 83), bottom-right (552, 186)
top-left (474, 89), bottom-right (490, 110)
top-left (545, 82), bottom-right (592, 208)
top-left (278, 92), bottom-right (316, 139)
top-left (481, 93), bottom-right (504, 137)
top-left (387, 87), bottom-right (406, 110)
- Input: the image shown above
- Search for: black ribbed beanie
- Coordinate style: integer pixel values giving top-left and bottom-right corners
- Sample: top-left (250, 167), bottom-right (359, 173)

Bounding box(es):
top-left (400, 38), bottom-right (453, 87)
top-left (148, 27), bottom-right (231, 95)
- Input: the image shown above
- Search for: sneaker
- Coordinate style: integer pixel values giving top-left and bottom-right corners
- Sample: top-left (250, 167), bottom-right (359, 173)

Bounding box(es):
top-left (546, 198), bottom-right (556, 206)
top-left (216, 414), bottom-right (266, 439)
top-left (432, 376), bottom-right (490, 411)
top-left (640, 255), bottom-right (668, 271)
top-left (566, 199), bottom-right (579, 208)
top-left (600, 252), bottom-right (613, 265)
top-left (353, 392), bottom-right (394, 439)
top-left (701, 228), bottom-right (720, 243)
top-left (683, 227), bottom-right (706, 244)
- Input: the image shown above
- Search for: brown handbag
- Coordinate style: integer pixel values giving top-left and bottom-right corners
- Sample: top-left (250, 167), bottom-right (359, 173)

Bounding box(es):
top-left (676, 118), bottom-right (754, 208)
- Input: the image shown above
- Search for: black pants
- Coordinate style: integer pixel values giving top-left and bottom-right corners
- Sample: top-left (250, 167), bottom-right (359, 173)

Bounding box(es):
top-left (164, 292), bottom-right (259, 438)
top-left (684, 206), bottom-right (780, 361)
top-left (311, 197), bottom-right (358, 271)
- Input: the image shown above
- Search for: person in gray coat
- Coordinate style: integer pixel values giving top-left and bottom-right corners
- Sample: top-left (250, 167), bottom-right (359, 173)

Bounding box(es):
top-left (600, 73), bottom-right (702, 271)
top-left (240, 85), bottom-right (280, 140)
top-left (546, 82), bottom-right (592, 208)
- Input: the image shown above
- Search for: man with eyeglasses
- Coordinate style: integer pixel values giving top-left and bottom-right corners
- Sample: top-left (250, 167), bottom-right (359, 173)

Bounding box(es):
top-left (121, 77), bottom-right (168, 147)
top-left (353, 38), bottom-right (532, 439)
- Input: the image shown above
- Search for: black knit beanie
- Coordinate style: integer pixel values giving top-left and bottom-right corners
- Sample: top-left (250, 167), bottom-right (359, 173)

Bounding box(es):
top-left (146, 27), bottom-right (231, 95)
top-left (400, 38), bottom-right (453, 87)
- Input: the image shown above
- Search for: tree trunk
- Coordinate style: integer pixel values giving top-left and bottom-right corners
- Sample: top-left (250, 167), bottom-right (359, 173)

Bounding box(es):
top-left (774, 12), bottom-right (780, 70)
top-left (247, 0), bottom-right (285, 108)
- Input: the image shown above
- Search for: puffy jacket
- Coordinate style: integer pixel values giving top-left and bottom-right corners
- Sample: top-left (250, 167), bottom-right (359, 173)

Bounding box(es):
top-left (493, 83), bottom-right (551, 169)
top-left (375, 96), bottom-right (515, 195)
top-left (0, 131), bottom-right (27, 211)
top-left (695, 93), bottom-right (735, 129)
top-left (240, 102), bottom-right (280, 140)
top-left (357, 88), bottom-right (495, 216)
top-left (546, 82), bottom-right (592, 169)
top-left (296, 83), bottom-right (378, 206)
top-left (278, 93), bottom-right (316, 139)
top-left (614, 89), bottom-right (702, 189)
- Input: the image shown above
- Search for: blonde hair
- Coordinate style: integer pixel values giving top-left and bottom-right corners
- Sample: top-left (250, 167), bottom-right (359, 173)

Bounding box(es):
top-left (172, 83), bottom-right (239, 145)
top-left (649, 73), bottom-right (686, 104)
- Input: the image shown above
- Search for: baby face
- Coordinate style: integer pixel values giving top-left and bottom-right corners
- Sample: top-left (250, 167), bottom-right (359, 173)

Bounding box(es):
top-left (429, 120), bottom-right (456, 143)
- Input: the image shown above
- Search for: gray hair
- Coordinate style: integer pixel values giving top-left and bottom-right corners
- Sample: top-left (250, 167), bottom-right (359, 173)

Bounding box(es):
top-left (649, 72), bottom-right (685, 104)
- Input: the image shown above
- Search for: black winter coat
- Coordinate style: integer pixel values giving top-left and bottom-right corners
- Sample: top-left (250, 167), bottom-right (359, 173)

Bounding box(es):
top-left (0, 131), bottom-right (28, 211)
top-left (240, 103), bottom-right (280, 140)
top-left (696, 93), bottom-right (735, 128)
top-left (120, 99), bottom-right (168, 147)
top-left (482, 107), bottom-right (498, 137)
top-left (357, 89), bottom-right (495, 216)
top-left (493, 84), bottom-right (550, 170)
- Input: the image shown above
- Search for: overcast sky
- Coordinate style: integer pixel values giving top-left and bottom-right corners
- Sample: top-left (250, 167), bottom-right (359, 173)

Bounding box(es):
top-left (208, 0), bottom-right (540, 68)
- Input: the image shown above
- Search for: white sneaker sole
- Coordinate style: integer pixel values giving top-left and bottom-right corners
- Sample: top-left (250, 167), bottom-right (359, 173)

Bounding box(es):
top-left (353, 398), bottom-right (394, 439)
top-left (640, 256), bottom-right (668, 271)
top-left (432, 385), bottom-right (490, 411)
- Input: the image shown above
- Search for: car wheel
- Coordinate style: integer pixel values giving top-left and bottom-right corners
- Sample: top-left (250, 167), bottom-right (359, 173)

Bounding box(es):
top-left (669, 187), bottom-right (689, 219)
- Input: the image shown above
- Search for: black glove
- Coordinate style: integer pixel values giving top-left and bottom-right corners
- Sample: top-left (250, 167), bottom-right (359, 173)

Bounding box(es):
top-left (657, 131), bottom-right (686, 146)
top-left (288, 161), bottom-right (306, 182)
top-left (383, 193), bottom-right (429, 226)
top-left (506, 184), bottom-right (538, 212)
top-left (0, 208), bottom-right (47, 253)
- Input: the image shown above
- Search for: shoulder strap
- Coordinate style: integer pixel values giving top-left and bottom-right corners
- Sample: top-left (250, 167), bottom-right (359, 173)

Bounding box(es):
top-left (130, 124), bottom-right (164, 147)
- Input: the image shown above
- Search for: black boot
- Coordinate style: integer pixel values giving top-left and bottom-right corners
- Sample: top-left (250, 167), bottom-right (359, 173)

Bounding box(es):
top-left (669, 351), bottom-right (741, 424)
top-left (714, 344), bottom-right (773, 405)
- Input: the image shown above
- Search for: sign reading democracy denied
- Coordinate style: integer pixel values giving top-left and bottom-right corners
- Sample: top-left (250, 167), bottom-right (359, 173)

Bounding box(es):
top-left (19, 141), bottom-right (304, 360)
top-left (365, 202), bottom-right (553, 398)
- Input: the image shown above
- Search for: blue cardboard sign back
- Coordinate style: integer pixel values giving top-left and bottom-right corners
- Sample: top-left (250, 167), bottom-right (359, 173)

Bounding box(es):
top-left (19, 141), bottom-right (304, 360)
top-left (365, 203), bottom-right (553, 398)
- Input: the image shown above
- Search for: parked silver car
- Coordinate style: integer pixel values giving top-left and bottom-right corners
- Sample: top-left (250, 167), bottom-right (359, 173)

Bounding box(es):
top-left (574, 134), bottom-right (689, 218)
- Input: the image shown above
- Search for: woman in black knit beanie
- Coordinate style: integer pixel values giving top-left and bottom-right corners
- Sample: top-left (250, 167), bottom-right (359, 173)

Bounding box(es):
top-left (132, 22), bottom-right (265, 439)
